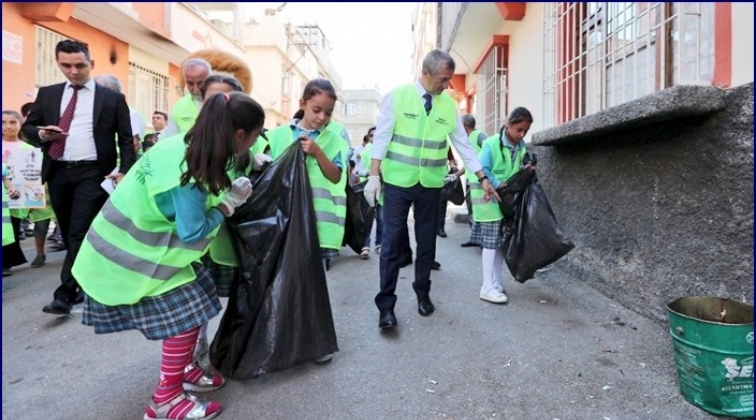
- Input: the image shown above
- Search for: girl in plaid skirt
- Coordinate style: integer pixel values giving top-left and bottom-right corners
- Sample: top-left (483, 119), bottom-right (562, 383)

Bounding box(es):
top-left (72, 92), bottom-right (265, 420)
top-left (473, 107), bottom-right (535, 304)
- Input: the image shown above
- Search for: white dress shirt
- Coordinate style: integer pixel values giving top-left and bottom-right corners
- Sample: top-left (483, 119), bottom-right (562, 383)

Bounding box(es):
top-left (60, 78), bottom-right (97, 161)
top-left (371, 81), bottom-right (483, 175)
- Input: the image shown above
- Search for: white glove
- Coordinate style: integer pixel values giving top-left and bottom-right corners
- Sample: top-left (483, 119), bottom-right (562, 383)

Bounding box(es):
top-left (253, 153), bottom-right (273, 171)
top-left (220, 177), bottom-right (253, 217)
top-left (363, 175), bottom-right (381, 207)
top-left (444, 174), bottom-right (458, 183)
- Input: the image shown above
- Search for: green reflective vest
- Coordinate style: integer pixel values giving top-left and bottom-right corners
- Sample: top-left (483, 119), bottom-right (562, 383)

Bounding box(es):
top-left (268, 125), bottom-right (346, 250)
top-left (171, 94), bottom-right (200, 133)
top-left (2, 164), bottom-right (14, 246)
top-left (465, 129), bottom-right (486, 184)
top-left (471, 135), bottom-right (528, 223)
top-left (72, 135), bottom-right (223, 305)
top-left (381, 85), bottom-right (457, 188)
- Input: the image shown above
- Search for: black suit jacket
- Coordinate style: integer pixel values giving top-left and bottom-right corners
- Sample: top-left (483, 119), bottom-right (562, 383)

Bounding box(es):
top-left (21, 82), bottom-right (136, 183)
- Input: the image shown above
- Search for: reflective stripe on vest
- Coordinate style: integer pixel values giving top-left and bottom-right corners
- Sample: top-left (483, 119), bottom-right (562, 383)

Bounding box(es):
top-left (72, 136), bottom-right (223, 306)
top-left (267, 125), bottom-right (347, 249)
top-left (381, 84), bottom-right (457, 188)
top-left (471, 135), bottom-right (528, 223)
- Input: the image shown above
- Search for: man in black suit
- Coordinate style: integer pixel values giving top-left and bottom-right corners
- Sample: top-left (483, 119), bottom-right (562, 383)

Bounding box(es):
top-left (22, 39), bottom-right (136, 315)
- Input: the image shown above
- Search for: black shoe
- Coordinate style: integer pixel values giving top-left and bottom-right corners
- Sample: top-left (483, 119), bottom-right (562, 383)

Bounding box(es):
top-left (73, 291), bottom-right (85, 305)
top-left (379, 308), bottom-right (397, 329)
top-left (417, 294), bottom-right (435, 316)
top-left (42, 299), bottom-right (72, 315)
top-left (399, 253), bottom-right (413, 268)
top-left (437, 229), bottom-right (447, 238)
top-left (460, 242), bottom-right (478, 248)
top-left (431, 261), bottom-right (441, 270)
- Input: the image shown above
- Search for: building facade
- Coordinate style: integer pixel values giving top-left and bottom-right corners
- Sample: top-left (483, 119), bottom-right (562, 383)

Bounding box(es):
top-left (436, 2), bottom-right (753, 137)
top-left (340, 89), bottom-right (382, 148)
top-left (2, 2), bottom-right (248, 126)
top-left (240, 7), bottom-right (345, 129)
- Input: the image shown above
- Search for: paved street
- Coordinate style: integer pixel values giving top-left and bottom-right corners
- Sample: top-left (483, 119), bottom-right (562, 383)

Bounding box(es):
top-left (2, 211), bottom-right (731, 420)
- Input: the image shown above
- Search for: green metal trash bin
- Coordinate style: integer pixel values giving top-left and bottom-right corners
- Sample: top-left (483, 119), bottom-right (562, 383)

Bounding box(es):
top-left (667, 296), bottom-right (754, 418)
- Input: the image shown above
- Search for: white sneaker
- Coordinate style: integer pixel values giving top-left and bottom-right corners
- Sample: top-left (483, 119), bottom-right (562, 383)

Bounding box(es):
top-left (480, 288), bottom-right (508, 304)
top-left (493, 282), bottom-right (504, 293)
top-left (314, 354), bottom-right (333, 364)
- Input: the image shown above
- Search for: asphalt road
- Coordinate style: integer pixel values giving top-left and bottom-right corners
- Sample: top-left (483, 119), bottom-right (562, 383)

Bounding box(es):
top-left (1, 212), bottom-right (739, 420)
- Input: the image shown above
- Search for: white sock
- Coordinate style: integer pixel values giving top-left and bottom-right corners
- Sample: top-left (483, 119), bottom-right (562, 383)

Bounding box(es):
top-left (492, 248), bottom-right (505, 289)
top-left (481, 248), bottom-right (496, 292)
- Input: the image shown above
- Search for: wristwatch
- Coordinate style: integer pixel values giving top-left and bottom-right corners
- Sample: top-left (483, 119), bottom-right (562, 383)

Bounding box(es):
top-left (477, 176), bottom-right (487, 183)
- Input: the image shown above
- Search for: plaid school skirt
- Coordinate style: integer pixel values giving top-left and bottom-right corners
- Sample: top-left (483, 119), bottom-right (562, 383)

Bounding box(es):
top-left (82, 263), bottom-right (222, 341)
top-left (200, 254), bottom-right (236, 298)
top-left (468, 220), bottom-right (504, 249)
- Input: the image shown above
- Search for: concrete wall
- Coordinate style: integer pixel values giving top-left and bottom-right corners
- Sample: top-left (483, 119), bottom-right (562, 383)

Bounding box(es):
top-left (530, 83), bottom-right (754, 323)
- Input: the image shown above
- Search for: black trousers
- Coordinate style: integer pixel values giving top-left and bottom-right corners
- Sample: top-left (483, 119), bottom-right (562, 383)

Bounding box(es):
top-left (47, 162), bottom-right (108, 303)
top-left (375, 183), bottom-right (441, 311)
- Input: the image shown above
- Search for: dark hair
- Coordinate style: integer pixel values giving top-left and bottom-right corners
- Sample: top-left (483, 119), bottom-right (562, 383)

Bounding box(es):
top-left (507, 107), bottom-right (533, 126)
top-left (55, 40), bottom-right (91, 61)
top-left (293, 78), bottom-right (338, 120)
top-left (142, 140), bottom-right (156, 152)
top-left (461, 114), bottom-right (476, 129)
top-left (200, 75), bottom-right (244, 101)
top-left (20, 102), bottom-right (34, 118)
top-left (143, 133), bottom-right (159, 143)
top-left (499, 107), bottom-right (534, 141)
top-left (181, 92), bottom-right (265, 195)
top-left (152, 111), bottom-right (168, 120)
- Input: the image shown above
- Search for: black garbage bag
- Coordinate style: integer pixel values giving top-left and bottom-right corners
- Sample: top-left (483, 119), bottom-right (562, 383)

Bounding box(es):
top-left (342, 181), bottom-right (375, 254)
top-left (440, 176), bottom-right (465, 205)
top-left (502, 174), bottom-right (574, 283)
top-left (495, 168), bottom-right (536, 220)
top-left (209, 143), bottom-right (338, 379)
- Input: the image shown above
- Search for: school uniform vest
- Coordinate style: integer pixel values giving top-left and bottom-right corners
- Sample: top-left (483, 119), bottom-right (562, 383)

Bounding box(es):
top-left (471, 135), bottom-right (528, 223)
top-left (381, 85), bottom-right (457, 189)
top-left (171, 94), bottom-right (200, 133)
top-left (267, 125), bottom-right (347, 250)
top-left (464, 129), bottom-right (486, 185)
top-left (72, 135), bottom-right (223, 306)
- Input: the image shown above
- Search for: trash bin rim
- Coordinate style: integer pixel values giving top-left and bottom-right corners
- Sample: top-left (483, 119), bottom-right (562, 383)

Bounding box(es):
top-left (667, 295), bottom-right (754, 326)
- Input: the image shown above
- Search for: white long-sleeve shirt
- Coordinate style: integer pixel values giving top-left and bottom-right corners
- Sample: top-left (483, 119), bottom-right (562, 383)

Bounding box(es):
top-left (371, 81), bottom-right (483, 175)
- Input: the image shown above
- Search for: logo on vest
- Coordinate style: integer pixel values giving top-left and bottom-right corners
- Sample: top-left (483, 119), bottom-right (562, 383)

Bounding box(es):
top-left (434, 117), bottom-right (449, 125)
top-left (403, 112), bottom-right (419, 120)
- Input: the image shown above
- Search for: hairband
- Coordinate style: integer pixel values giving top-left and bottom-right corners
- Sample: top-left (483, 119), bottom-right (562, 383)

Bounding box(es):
top-left (224, 93), bottom-right (230, 103)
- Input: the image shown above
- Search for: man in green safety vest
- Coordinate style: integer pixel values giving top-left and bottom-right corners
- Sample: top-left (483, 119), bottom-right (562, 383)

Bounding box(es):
top-left (170, 58), bottom-right (212, 133)
top-left (363, 49), bottom-right (499, 330)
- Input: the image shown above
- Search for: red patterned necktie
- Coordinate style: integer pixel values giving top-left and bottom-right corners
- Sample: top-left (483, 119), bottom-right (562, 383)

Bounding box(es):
top-left (49, 85), bottom-right (84, 160)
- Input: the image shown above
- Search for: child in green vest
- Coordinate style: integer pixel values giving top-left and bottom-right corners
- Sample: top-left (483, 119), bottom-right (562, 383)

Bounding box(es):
top-left (474, 107), bottom-right (535, 304)
top-left (72, 92), bottom-right (264, 420)
top-left (267, 78), bottom-right (345, 363)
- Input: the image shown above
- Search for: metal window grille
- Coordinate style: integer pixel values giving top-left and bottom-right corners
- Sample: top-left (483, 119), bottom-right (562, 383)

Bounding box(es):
top-left (475, 44), bottom-right (508, 136)
top-left (542, 2), bottom-right (714, 127)
top-left (127, 63), bottom-right (170, 117)
top-left (35, 26), bottom-right (68, 87)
